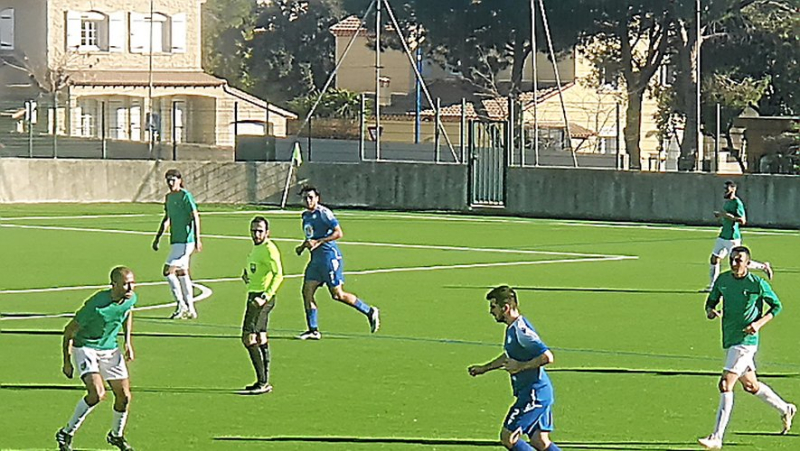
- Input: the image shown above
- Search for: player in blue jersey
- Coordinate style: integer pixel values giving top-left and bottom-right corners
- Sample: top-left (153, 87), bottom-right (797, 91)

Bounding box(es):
top-left (468, 286), bottom-right (561, 451)
top-left (294, 185), bottom-right (379, 340)
top-left (55, 267), bottom-right (137, 451)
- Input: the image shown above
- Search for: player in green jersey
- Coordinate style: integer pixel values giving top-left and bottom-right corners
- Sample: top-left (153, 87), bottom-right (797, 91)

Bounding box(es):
top-left (698, 246), bottom-right (795, 450)
top-left (240, 217), bottom-right (284, 394)
top-left (707, 180), bottom-right (772, 290)
top-left (55, 267), bottom-right (137, 451)
top-left (153, 169), bottom-right (202, 319)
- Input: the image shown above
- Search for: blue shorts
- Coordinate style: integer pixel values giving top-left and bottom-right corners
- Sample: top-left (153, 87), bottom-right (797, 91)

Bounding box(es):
top-left (503, 396), bottom-right (554, 436)
top-left (304, 255), bottom-right (344, 287)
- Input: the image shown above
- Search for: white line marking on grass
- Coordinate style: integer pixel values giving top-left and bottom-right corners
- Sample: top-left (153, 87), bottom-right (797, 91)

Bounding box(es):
top-left (556, 221), bottom-right (796, 237)
top-left (0, 210), bottom-right (294, 222)
top-left (0, 223), bottom-right (632, 259)
top-left (0, 255), bottom-right (635, 299)
top-left (0, 283), bottom-right (213, 321)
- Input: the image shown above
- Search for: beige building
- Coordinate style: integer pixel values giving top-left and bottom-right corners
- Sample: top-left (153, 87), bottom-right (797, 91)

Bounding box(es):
top-left (329, 16), bottom-right (739, 172)
top-left (0, 0), bottom-right (295, 149)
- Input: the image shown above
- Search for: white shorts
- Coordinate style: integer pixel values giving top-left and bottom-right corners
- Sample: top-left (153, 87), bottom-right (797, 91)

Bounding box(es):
top-left (712, 238), bottom-right (741, 259)
top-left (165, 242), bottom-right (195, 269)
top-left (723, 345), bottom-right (757, 376)
top-left (72, 346), bottom-right (129, 381)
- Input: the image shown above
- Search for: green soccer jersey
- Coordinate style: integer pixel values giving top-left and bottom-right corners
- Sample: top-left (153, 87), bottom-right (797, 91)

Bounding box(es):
top-left (245, 239), bottom-right (284, 300)
top-left (719, 198), bottom-right (745, 240)
top-left (165, 189), bottom-right (198, 244)
top-left (73, 290), bottom-right (137, 351)
top-left (706, 271), bottom-right (781, 349)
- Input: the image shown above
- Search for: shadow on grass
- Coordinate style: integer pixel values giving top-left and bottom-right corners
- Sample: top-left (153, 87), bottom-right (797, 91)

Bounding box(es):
top-left (445, 285), bottom-right (706, 295)
top-left (0, 384), bottom-right (241, 395)
top-left (0, 329), bottom-right (315, 340)
top-left (549, 368), bottom-right (798, 379)
top-left (213, 436), bottom-right (716, 449)
top-left (733, 431), bottom-right (798, 437)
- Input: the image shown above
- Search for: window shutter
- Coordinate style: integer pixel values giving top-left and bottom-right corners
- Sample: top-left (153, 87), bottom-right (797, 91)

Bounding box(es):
top-left (108, 12), bottom-right (126, 52)
top-left (0, 9), bottom-right (13, 50)
top-left (129, 12), bottom-right (146, 53)
top-left (170, 13), bottom-right (186, 53)
top-left (66, 11), bottom-right (81, 49)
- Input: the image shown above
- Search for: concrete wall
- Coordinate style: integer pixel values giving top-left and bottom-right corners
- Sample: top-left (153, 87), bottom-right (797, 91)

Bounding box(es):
top-left (2, 158), bottom-right (799, 228)
top-left (506, 167), bottom-right (800, 228)
top-left (0, 158), bottom-right (288, 203)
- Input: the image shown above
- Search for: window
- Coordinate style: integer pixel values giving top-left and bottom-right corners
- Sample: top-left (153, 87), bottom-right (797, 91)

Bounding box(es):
top-left (130, 12), bottom-right (168, 53)
top-left (67, 11), bottom-right (107, 51)
top-left (538, 128), bottom-right (567, 151)
top-left (598, 64), bottom-right (619, 90)
top-left (77, 98), bottom-right (98, 137)
top-left (659, 61), bottom-right (675, 87)
top-left (0, 8), bottom-right (14, 50)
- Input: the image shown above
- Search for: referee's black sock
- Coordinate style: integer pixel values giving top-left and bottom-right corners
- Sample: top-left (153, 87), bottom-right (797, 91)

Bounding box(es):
top-left (260, 344), bottom-right (271, 385)
top-left (247, 345), bottom-right (266, 385)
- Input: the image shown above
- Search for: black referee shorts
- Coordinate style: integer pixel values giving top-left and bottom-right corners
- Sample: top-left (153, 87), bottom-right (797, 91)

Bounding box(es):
top-left (242, 292), bottom-right (276, 334)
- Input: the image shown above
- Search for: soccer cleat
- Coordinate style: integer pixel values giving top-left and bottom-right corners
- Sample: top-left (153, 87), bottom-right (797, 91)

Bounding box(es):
top-left (764, 262), bottom-right (774, 280)
top-left (369, 307), bottom-right (381, 333)
top-left (182, 310), bottom-right (198, 320)
top-left (55, 428), bottom-right (73, 451)
top-left (697, 435), bottom-right (722, 449)
top-left (297, 330), bottom-right (321, 340)
top-left (168, 309), bottom-right (187, 320)
top-left (782, 403), bottom-right (797, 434)
top-left (107, 431), bottom-right (134, 451)
top-left (244, 382), bottom-right (273, 395)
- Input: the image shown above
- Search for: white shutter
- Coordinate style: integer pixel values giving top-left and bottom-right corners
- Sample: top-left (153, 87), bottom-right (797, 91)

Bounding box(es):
top-left (170, 13), bottom-right (186, 53)
top-left (66, 11), bottom-right (81, 50)
top-left (108, 12), bottom-right (126, 52)
top-left (129, 12), bottom-right (146, 53)
top-left (0, 9), bottom-right (13, 50)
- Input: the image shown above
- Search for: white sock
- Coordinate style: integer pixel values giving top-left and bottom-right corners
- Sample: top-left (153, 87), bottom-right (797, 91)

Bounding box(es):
top-left (178, 275), bottom-right (195, 313)
top-left (111, 409), bottom-right (129, 437)
top-left (166, 274), bottom-right (185, 310)
top-left (713, 392), bottom-right (734, 439)
top-left (64, 398), bottom-right (96, 435)
top-left (748, 260), bottom-right (766, 271)
top-left (755, 383), bottom-right (790, 414)
top-left (709, 264), bottom-right (720, 287)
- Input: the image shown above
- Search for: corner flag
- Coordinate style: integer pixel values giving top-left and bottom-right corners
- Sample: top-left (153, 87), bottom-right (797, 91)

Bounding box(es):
top-left (291, 142), bottom-right (303, 167)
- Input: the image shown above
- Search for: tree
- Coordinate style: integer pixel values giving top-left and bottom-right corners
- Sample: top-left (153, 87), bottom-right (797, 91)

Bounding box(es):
top-left (245, 0), bottom-right (345, 103)
top-left (201, 0), bottom-right (257, 89)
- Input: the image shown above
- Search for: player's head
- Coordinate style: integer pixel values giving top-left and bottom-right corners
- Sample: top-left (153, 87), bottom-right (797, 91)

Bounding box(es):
top-left (165, 169), bottom-right (184, 190)
top-left (723, 180), bottom-right (737, 199)
top-left (486, 285), bottom-right (519, 323)
top-left (299, 185), bottom-right (320, 210)
top-left (730, 245), bottom-right (751, 274)
top-left (110, 266), bottom-right (135, 301)
top-left (250, 216), bottom-right (270, 245)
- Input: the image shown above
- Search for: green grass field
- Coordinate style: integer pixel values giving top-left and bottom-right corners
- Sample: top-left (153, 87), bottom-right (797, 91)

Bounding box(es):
top-left (1, 204), bottom-right (798, 451)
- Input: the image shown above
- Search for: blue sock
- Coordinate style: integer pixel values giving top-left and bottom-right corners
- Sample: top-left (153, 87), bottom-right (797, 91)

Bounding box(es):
top-left (511, 440), bottom-right (535, 451)
top-left (545, 443), bottom-right (561, 451)
top-left (353, 299), bottom-right (371, 315)
top-left (305, 309), bottom-right (318, 330)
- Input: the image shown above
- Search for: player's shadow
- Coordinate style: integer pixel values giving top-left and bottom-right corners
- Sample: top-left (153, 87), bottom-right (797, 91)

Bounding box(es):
top-left (214, 437), bottom-right (710, 449)
top-left (549, 368), bottom-right (798, 379)
top-left (0, 328), bottom-right (306, 341)
top-left (0, 384), bottom-right (239, 395)
top-left (444, 285), bottom-right (704, 295)
top-left (732, 431), bottom-right (798, 437)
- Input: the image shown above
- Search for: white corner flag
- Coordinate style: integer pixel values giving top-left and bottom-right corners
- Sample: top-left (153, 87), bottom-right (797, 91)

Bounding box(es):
top-left (291, 142), bottom-right (303, 167)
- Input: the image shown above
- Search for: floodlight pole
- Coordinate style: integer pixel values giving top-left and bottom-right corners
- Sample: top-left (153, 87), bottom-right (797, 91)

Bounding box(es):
top-left (148, 0), bottom-right (155, 158)
top-left (415, 47), bottom-right (421, 144)
top-left (530, 0), bottom-right (539, 166)
top-left (375, 0), bottom-right (382, 160)
top-left (695, 0), bottom-right (702, 171)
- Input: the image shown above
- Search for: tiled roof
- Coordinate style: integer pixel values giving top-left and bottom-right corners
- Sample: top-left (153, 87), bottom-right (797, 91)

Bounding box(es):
top-left (66, 71), bottom-right (226, 87)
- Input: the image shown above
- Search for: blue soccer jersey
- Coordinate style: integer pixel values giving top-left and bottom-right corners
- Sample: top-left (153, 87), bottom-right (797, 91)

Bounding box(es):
top-left (505, 316), bottom-right (553, 401)
top-left (301, 205), bottom-right (341, 260)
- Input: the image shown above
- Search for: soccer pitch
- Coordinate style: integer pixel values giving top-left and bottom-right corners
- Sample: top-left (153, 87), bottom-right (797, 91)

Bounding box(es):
top-left (1, 204), bottom-right (798, 450)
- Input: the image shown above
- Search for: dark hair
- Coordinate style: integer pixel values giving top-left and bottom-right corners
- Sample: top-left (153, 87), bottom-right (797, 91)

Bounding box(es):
top-left (486, 285), bottom-right (518, 308)
top-left (724, 180), bottom-right (737, 188)
top-left (299, 184), bottom-right (319, 196)
top-left (110, 266), bottom-right (132, 283)
top-left (165, 169), bottom-right (185, 188)
top-left (730, 245), bottom-right (750, 259)
top-left (251, 216), bottom-right (269, 230)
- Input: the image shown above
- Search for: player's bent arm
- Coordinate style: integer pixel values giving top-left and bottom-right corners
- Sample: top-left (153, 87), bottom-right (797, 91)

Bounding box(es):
top-left (508, 350), bottom-right (554, 374)
top-left (62, 320), bottom-right (80, 378)
top-left (323, 225), bottom-right (344, 243)
top-left (123, 312), bottom-right (134, 361)
top-left (153, 216), bottom-right (170, 248)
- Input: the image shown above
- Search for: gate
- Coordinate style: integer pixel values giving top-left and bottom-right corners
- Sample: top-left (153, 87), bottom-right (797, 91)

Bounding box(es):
top-left (468, 120), bottom-right (507, 207)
